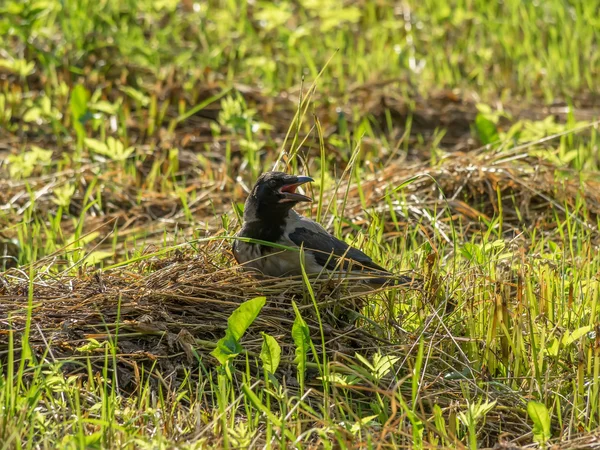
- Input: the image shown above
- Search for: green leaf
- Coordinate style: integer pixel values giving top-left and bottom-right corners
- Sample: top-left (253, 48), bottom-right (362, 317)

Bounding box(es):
top-left (433, 404), bottom-right (448, 439)
top-left (211, 330), bottom-right (243, 366)
top-left (84, 138), bottom-right (109, 154)
top-left (23, 107), bottom-right (42, 123)
top-left (545, 325), bottom-right (592, 356)
top-left (85, 137), bottom-right (135, 161)
top-left (228, 296), bottom-right (266, 340)
top-left (241, 383), bottom-right (282, 426)
top-left (52, 183), bottom-right (76, 208)
top-left (70, 85), bottom-right (90, 137)
top-left (255, 4), bottom-right (292, 31)
top-left (76, 338), bottom-right (107, 353)
top-left (475, 113), bottom-right (499, 145)
top-left (89, 100), bottom-right (121, 115)
top-left (7, 146), bottom-right (52, 178)
top-left (292, 301), bottom-right (310, 391)
top-left (355, 353), bottom-right (375, 372)
top-left (120, 86), bottom-right (150, 107)
top-left (563, 325), bottom-right (592, 346)
top-left (458, 399), bottom-right (497, 426)
top-left (260, 332), bottom-right (281, 374)
top-left (545, 338), bottom-right (560, 357)
top-left (70, 85), bottom-right (89, 121)
top-left (527, 401), bottom-right (552, 444)
top-left (317, 373), bottom-right (358, 386)
top-left (0, 58), bottom-right (34, 76)
top-left (210, 296), bottom-right (266, 366)
top-left (173, 87), bottom-right (232, 126)
top-left (349, 415), bottom-right (378, 435)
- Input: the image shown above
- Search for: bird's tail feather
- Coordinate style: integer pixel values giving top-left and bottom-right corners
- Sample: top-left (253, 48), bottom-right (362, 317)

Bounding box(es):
top-left (338, 270), bottom-right (422, 288)
top-left (363, 274), bottom-right (422, 287)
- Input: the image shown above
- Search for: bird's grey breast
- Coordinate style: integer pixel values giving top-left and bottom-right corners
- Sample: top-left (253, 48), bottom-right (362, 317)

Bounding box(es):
top-left (232, 237), bottom-right (262, 265)
top-left (233, 212), bottom-right (322, 277)
top-left (233, 238), bottom-right (320, 277)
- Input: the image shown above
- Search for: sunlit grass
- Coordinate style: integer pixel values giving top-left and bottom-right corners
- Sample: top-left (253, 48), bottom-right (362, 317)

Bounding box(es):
top-left (1, 0), bottom-right (600, 448)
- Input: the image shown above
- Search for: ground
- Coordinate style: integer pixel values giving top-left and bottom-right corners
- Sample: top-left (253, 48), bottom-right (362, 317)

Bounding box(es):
top-left (1, 0), bottom-right (600, 448)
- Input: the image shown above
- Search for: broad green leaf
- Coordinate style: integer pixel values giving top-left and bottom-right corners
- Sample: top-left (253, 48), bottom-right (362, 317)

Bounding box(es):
top-left (475, 113), bottom-right (499, 145)
top-left (545, 338), bottom-right (560, 357)
top-left (228, 296), bottom-right (266, 340)
top-left (84, 138), bottom-right (109, 154)
top-left (211, 296), bottom-right (266, 366)
top-left (349, 415), bottom-right (378, 435)
top-left (260, 332), bottom-right (281, 374)
top-left (70, 84), bottom-right (90, 137)
top-left (527, 401), bottom-right (552, 444)
top-left (7, 146), bottom-right (52, 178)
top-left (355, 353), bottom-right (375, 372)
top-left (76, 338), bottom-right (107, 352)
top-left (545, 325), bottom-right (592, 356)
top-left (23, 107), bottom-right (42, 123)
top-left (433, 405), bottom-right (448, 438)
top-left (374, 354), bottom-right (399, 379)
top-left (211, 330), bottom-right (243, 366)
top-left (89, 100), bottom-right (121, 115)
top-left (70, 84), bottom-right (89, 120)
top-left (563, 325), bottom-right (592, 346)
top-left (84, 432), bottom-right (102, 446)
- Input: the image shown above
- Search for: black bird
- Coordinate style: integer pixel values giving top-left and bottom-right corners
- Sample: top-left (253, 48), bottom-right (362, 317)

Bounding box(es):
top-left (232, 171), bottom-right (414, 285)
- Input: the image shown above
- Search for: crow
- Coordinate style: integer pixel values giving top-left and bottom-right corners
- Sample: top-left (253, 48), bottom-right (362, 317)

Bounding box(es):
top-left (232, 171), bottom-right (415, 286)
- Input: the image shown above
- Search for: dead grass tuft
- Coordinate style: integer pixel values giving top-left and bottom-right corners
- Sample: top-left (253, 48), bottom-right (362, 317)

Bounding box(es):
top-left (342, 147), bottom-right (600, 243)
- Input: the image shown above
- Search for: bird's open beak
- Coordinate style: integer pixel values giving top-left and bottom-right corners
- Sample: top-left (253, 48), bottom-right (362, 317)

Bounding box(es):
top-left (279, 176), bottom-right (313, 203)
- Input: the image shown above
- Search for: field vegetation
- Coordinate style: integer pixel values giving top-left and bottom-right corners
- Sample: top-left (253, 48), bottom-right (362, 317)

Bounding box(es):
top-left (1, 0), bottom-right (599, 448)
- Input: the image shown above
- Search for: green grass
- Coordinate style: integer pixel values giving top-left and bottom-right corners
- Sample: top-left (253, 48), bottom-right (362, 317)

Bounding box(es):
top-left (1, 0), bottom-right (600, 448)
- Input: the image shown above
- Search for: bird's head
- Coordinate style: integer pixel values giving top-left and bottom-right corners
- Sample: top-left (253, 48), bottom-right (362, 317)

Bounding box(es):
top-left (246, 171), bottom-right (313, 219)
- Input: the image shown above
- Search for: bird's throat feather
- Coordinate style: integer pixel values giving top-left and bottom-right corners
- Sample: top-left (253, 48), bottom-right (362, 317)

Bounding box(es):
top-left (240, 216), bottom-right (287, 254)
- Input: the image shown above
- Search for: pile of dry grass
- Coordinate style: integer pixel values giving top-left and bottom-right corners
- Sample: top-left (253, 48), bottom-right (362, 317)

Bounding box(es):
top-left (0, 244), bottom-right (411, 389)
top-left (340, 147), bottom-right (600, 243)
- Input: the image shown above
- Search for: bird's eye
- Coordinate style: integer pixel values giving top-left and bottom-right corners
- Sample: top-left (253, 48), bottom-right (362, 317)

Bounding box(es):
top-left (268, 180), bottom-right (277, 188)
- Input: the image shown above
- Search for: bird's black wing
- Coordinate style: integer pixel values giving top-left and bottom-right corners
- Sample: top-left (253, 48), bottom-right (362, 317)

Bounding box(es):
top-left (288, 227), bottom-right (388, 273)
